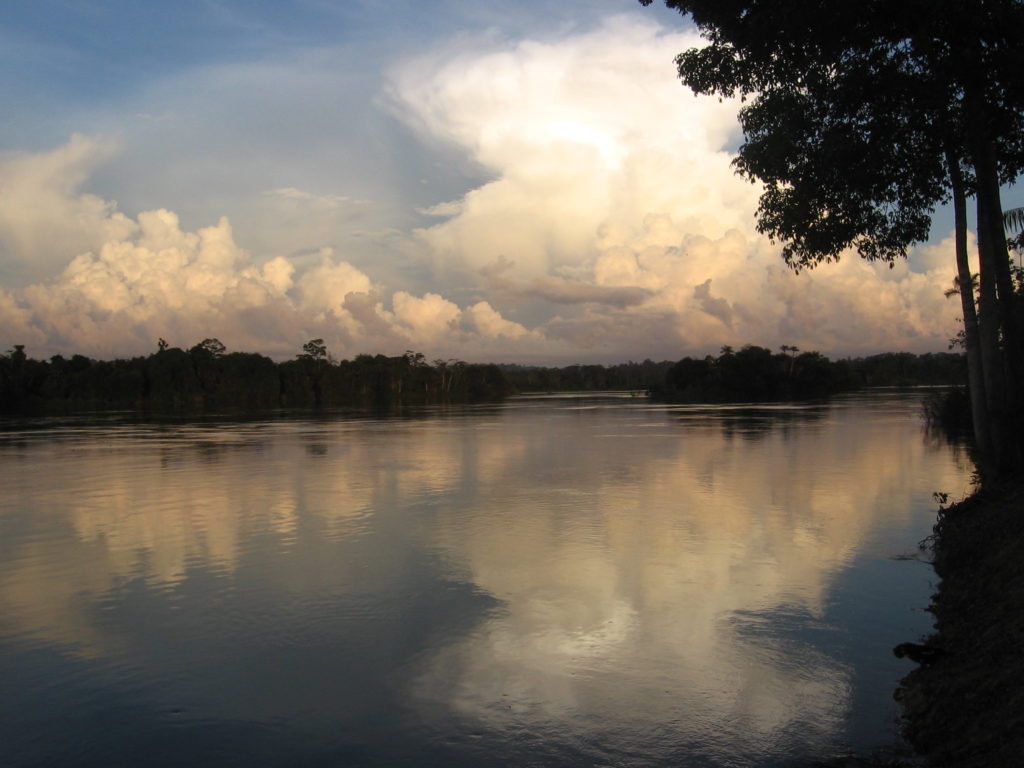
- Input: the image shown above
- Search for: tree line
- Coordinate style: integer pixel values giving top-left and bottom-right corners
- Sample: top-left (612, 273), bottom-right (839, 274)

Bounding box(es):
top-left (501, 359), bottom-right (675, 393)
top-left (0, 340), bottom-right (511, 414)
top-left (1, 339), bottom-right (964, 415)
top-left (652, 347), bottom-right (964, 403)
top-left (504, 349), bottom-right (964, 400)
top-left (506, 347), bottom-right (964, 400)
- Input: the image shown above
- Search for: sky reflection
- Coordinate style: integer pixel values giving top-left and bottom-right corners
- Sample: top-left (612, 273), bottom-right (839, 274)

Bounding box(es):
top-left (0, 393), bottom-right (972, 766)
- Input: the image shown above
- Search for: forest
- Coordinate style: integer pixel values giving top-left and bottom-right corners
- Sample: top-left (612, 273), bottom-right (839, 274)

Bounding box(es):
top-left (651, 347), bottom-right (964, 403)
top-left (505, 347), bottom-right (963, 401)
top-left (0, 340), bottom-right (511, 413)
top-left (0, 338), bottom-right (964, 415)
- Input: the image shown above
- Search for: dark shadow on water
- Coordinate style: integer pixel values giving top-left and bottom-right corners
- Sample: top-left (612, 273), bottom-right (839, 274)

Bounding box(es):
top-left (669, 403), bottom-right (830, 441)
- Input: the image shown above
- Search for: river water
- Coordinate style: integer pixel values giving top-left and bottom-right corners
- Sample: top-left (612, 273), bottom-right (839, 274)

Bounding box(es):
top-left (0, 390), bottom-right (972, 767)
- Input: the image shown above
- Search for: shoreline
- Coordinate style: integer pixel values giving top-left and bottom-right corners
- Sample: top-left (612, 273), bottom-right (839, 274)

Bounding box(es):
top-left (894, 479), bottom-right (1024, 766)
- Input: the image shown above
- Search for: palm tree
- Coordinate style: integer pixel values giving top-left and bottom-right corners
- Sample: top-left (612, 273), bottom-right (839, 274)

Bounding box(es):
top-left (1005, 206), bottom-right (1024, 258)
top-left (1004, 206), bottom-right (1024, 235)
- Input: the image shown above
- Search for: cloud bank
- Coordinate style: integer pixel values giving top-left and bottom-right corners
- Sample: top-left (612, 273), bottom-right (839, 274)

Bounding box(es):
top-left (0, 19), bottom-right (964, 363)
top-left (0, 183), bottom-right (539, 361)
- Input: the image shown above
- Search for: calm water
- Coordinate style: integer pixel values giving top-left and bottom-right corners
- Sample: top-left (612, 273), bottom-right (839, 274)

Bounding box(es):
top-left (0, 391), bottom-right (972, 767)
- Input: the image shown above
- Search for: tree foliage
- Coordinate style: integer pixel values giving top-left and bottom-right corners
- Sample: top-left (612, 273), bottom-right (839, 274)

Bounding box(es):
top-left (643, 0), bottom-right (1022, 266)
top-left (1007, 206), bottom-right (1024, 253)
top-left (650, 346), bottom-right (964, 404)
top-left (502, 359), bottom-right (674, 392)
top-left (300, 338), bottom-right (327, 360)
top-left (0, 341), bottom-right (513, 414)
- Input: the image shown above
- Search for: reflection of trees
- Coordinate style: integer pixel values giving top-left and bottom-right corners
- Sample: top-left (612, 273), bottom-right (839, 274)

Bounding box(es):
top-left (675, 404), bottom-right (829, 442)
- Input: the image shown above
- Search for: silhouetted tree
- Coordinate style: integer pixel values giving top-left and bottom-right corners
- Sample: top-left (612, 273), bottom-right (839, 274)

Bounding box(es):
top-left (301, 338), bottom-right (326, 360)
top-left (196, 338), bottom-right (226, 357)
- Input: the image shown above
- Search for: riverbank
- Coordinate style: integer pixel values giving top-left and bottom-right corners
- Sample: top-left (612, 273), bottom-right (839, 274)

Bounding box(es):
top-left (894, 478), bottom-right (1024, 766)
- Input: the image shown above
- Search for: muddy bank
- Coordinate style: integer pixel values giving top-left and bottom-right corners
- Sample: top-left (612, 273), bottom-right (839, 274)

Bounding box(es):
top-left (895, 479), bottom-right (1024, 766)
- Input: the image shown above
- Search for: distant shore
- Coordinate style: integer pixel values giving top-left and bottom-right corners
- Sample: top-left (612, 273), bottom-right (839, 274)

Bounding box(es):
top-left (2, 343), bottom-right (967, 416)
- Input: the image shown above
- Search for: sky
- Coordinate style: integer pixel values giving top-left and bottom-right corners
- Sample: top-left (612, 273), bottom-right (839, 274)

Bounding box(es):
top-left (1, 0), bottom-right (1020, 364)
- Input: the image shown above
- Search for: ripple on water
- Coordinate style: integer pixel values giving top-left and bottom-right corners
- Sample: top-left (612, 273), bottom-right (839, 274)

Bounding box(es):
top-left (0, 394), bottom-right (972, 766)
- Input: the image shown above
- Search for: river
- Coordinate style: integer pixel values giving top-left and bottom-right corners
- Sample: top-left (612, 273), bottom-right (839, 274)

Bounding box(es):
top-left (0, 390), bottom-right (973, 767)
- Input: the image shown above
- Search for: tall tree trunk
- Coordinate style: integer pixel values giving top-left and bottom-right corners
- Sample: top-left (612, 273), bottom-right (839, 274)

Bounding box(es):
top-left (965, 85), bottom-right (1018, 475)
top-left (947, 149), bottom-right (993, 471)
top-left (973, 133), bottom-right (1020, 360)
top-left (975, 197), bottom-right (1007, 469)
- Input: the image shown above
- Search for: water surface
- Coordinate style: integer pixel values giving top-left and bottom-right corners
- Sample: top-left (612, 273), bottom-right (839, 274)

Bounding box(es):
top-left (0, 391), bottom-right (973, 766)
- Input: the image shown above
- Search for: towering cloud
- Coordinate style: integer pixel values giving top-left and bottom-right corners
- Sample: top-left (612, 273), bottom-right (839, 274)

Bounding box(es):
top-left (0, 135), bottom-right (135, 285)
top-left (0, 18), bottom-right (964, 362)
top-left (387, 17), bottom-right (963, 358)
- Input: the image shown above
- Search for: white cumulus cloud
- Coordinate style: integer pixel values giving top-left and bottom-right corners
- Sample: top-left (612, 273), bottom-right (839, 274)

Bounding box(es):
top-left (0, 135), bottom-right (136, 285)
top-left (0, 141), bottom-right (539, 361)
top-left (0, 17), bottom-right (968, 363)
top-left (385, 17), bottom-right (964, 358)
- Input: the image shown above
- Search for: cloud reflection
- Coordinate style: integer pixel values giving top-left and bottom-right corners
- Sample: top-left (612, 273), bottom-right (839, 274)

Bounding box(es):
top-left (407, 399), bottom-right (969, 757)
top-left (0, 398), bottom-right (971, 761)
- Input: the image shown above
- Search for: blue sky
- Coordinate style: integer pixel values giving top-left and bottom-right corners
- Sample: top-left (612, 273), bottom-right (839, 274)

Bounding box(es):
top-left (0, 1), bottom-right (1014, 362)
